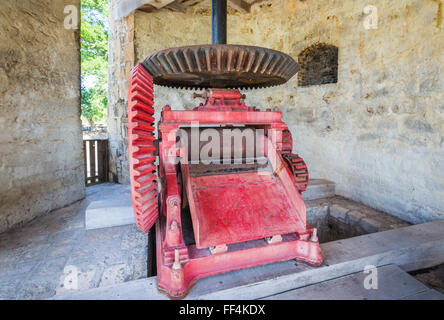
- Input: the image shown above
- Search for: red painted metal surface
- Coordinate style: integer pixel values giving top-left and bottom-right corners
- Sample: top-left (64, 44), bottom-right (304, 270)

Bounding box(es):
top-left (156, 220), bottom-right (322, 299)
top-left (189, 171), bottom-right (306, 249)
top-left (160, 109), bottom-right (282, 125)
top-left (128, 65), bottom-right (158, 233)
top-left (128, 64), bottom-right (323, 299)
top-left (193, 89), bottom-right (254, 111)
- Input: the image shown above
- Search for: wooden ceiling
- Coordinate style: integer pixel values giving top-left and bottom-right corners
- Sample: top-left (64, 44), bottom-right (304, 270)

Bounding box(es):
top-left (114, 0), bottom-right (268, 20)
top-left (138, 0), bottom-right (265, 14)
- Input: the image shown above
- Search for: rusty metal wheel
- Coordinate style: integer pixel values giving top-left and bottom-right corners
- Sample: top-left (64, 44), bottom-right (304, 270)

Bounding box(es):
top-left (281, 128), bottom-right (293, 154)
top-left (282, 153), bottom-right (309, 194)
top-left (141, 44), bottom-right (299, 89)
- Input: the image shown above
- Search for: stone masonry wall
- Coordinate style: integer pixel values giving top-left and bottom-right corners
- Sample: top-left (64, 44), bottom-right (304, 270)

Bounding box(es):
top-left (108, 0), bottom-right (134, 184)
top-left (0, 0), bottom-right (84, 233)
top-left (109, 0), bottom-right (443, 224)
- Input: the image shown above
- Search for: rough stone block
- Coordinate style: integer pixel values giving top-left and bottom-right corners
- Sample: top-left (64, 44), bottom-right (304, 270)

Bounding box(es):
top-left (85, 199), bottom-right (134, 230)
top-left (85, 184), bottom-right (134, 230)
top-left (302, 179), bottom-right (336, 201)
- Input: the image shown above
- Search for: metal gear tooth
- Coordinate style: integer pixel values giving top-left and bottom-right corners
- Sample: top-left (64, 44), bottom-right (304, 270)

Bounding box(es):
top-left (282, 153), bottom-right (309, 194)
top-left (142, 44), bottom-right (298, 90)
top-left (155, 82), bottom-right (286, 90)
top-left (128, 66), bottom-right (159, 233)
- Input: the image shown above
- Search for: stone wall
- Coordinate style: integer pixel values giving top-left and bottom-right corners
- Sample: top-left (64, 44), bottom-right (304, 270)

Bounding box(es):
top-left (109, 0), bottom-right (443, 224)
top-left (108, 0), bottom-right (134, 184)
top-left (0, 0), bottom-right (84, 233)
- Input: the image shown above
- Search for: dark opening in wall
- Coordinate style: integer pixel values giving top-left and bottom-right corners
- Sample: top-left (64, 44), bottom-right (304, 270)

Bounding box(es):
top-left (298, 43), bottom-right (338, 87)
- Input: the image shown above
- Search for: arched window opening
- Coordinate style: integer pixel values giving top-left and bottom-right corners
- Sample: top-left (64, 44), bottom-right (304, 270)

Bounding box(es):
top-left (298, 43), bottom-right (338, 87)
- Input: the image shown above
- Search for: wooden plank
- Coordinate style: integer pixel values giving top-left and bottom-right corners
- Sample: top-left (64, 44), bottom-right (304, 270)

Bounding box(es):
top-left (97, 140), bottom-right (103, 182)
top-left (228, 0), bottom-right (266, 13)
top-left (104, 140), bottom-right (109, 183)
top-left (89, 140), bottom-right (96, 185)
top-left (83, 140), bottom-right (88, 186)
top-left (113, 0), bottom-right (175, 20)
top-left (402, 289), bottom-right (444, 300)
top-left (84, 139), bottom-right (109, 186)
top-left (192, 220), bottom-right (444, 300)
top-left (263, 264), bottom-right (430, 300)
top-left (114, 0), bottom-right (149, 19)
top-left (165, 1), bottom-right (187, 12)
top-left (228, 0), bottom-right (251, 13)
top-left (97, 140), bottom-right (108, 183)
top-left (145, 0), bottom-right (175, 9)
top-left (54, 220), bottom-right (444, 300)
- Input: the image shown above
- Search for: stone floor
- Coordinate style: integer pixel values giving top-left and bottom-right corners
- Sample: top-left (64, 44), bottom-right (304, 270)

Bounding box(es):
top-left (0, 184), bottom-right (148, 300)
top-left (1, 182), bottom-right (441, 300)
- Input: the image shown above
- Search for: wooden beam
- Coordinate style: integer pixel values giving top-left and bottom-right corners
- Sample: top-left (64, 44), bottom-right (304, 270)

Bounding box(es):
top-left (264, 265), bottom-right (434, 300)
top-left (228, 0), bottom-right (250, 13)
top-left (148, 0), bottom-right (176, 9)
top-left (165, 1), bottom-right (187, 13)
top-left (113, 0), bottom-right (176, 20)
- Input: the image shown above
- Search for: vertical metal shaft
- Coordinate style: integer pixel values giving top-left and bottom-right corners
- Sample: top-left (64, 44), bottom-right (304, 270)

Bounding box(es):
top-left (211, 0), bottom-right (227, 44)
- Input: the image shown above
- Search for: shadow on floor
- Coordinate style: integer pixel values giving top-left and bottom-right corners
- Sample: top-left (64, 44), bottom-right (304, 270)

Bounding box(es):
top-left (0, 183), bottom-right (148, 300)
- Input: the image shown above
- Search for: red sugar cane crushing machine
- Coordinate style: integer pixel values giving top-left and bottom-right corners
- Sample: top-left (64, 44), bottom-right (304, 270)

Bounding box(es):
top-left (128, 0), bottom-right (322, 299)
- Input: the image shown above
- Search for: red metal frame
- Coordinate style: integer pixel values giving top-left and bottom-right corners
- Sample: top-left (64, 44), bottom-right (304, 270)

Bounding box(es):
top-left (128, 64), bottom-right (323, 299)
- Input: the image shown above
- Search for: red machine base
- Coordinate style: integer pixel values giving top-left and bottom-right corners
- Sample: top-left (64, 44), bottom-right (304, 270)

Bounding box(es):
top-left (128, 64), bottom-right (323, 299)
top-left (155, 218), bottom-right (322, 299)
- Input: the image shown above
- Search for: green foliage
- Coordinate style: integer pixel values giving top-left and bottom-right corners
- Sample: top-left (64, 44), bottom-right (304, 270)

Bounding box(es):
top-left (81, 0), bottom-right (109, 127)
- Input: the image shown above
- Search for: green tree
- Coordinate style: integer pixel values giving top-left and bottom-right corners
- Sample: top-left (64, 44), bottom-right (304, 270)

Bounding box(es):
top-left (81, 0), bottom-right (109, 128)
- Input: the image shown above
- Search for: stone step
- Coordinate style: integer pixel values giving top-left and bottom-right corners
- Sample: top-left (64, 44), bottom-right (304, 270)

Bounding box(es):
top-left (85, 183), bottom-right (134, 230)
top-left (302, 179), bottom-right (335, 201)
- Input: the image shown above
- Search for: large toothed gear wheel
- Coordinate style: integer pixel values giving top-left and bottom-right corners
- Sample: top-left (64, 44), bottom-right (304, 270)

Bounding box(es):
top-left (141, 44), bottom-right (299, 89)
top-left (282, 153), bottom-right (309, 194)
top-left (128, 65), bottom-right (159, 233)
top-left (281, 128), bottom-right (293, 154)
